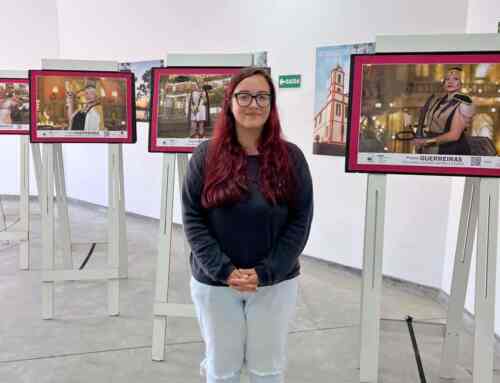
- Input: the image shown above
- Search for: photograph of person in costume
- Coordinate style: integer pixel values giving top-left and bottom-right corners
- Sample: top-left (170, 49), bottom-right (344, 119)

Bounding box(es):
top-left (66, 82), bottom-right (105, 131)
top-left (0, 81), bottom-right (29, 131)
top-left (412, 67), bottom-right (475, 155)
top-left (151, 68), bottom-right (241, 152)
top-left (347, 53), bottom-right (500, 175)
top-left (355, 60), bottom-right (500, 157)
top-left (187, 81), bottom-right (210, 138)
top-left (31, 70), bottom-right (134, 142)
top-left (0, 92), bottom-right (19, 124)
top-left (182, 67), bottom-right (313, 383)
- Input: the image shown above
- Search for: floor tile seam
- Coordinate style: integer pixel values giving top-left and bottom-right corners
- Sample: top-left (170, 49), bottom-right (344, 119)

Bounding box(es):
top-left (0, 340), bottom-right (201, 364)
top-left (290, 324), bottom-right (359, 335)
top-left (0, 326), bottom-right (361, 364)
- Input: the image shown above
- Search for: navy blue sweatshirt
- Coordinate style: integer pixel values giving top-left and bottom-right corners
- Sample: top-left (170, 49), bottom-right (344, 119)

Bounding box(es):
top-left (181, 140), bottom-right (313, 287)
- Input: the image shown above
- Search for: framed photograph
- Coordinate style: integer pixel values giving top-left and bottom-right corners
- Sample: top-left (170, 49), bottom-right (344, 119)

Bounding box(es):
top-left (149, 66), bottom-right (242, 153)
top-left (346, 52), bottom-right (500, 177)
top-left (0, 78), bottom-right (30, 135)
top-left (29, 69), bottom-right (136, 143)
top-left (313, 43), bottom-right (375, 156)
top-left (119, 59), bottom-right (164, 122)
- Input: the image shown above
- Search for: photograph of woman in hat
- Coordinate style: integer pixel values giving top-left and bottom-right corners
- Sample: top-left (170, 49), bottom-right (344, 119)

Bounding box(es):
top-left (412, 67), bottom-right (475, 155)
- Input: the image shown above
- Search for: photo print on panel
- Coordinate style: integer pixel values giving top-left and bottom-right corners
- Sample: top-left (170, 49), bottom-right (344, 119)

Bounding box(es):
top-left (346, 52), bottom-right (500, 177)
top-left (148, 66), bottom-right (242, 153)
top-left (313, 42), bottom-right (375, 156)
top-left (119, 59), bottom-right (164, 122)
top-left (0, 78), bottom-right (30, 135)
top-left (29, 70), bottom-right (136, 143)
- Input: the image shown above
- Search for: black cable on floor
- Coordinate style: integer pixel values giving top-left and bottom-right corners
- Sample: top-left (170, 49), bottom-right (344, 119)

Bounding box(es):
top-left (406, 315), bottom-right (427, 383)
top-left (79, 242), bottom-right (97, 270)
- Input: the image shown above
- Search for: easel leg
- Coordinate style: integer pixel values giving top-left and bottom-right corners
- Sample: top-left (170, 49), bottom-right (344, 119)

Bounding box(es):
top-left (152, 154), bottom-right (176, 361)
top-left (18, 136), bottom-right (30, 270)
top-left (116, 144), bottom-right (128, 278)
top-left (41, 144), bottom-right (55, 319)
top-left (31, 143), bottom-right (43, 206)
top-left (176, 154), bottom-right (191, 264)
top-left (53, 144), bottom-right (73, 269)
top-left (473, 178), bottom-right (498, 383)
top-left (0, 196), bottom-right (5, 230)
top-left (440, 178), bottom-right (480, 378)
top-left (107, 145), bottom-right (120, 316)
top-left (359, 174), bottom-right (387, 383)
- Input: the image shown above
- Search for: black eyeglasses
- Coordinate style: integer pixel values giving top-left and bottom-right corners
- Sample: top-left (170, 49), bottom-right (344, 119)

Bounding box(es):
top-left (233, 92), bottom-right (272, 108)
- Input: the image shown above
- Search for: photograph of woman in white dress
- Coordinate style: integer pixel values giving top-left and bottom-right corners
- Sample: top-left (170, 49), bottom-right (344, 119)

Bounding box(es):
top-left (187, 82), bottom-right (210, 138)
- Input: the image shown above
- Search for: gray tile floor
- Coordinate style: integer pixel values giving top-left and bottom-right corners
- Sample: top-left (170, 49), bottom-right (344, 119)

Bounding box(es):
top-left (0, 197), bottom-right (499, 382)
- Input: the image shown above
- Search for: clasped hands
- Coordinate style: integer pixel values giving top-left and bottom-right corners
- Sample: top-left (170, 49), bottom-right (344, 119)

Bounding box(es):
top-left (227, 268), bottom-right (259, 292)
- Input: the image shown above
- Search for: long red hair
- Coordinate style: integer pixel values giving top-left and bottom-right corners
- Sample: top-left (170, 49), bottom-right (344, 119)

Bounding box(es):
top-left (202, 67), bottom-right (295, 208)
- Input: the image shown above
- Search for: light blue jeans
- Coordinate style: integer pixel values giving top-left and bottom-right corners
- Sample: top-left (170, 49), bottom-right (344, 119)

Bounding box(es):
top-left (190, 276), bottom-right (299, 383)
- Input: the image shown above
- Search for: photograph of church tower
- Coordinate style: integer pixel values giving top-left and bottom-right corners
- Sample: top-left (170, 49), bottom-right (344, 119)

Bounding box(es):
top-left (313, 42), bottom-right (375, 156)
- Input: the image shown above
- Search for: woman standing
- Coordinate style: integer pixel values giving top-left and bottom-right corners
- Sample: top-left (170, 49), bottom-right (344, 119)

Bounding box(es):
top-left (182, 67), bottom-right (313, 383)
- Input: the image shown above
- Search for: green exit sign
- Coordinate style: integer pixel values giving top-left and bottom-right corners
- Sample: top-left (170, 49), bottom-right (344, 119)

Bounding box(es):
top-left (279, 74), bottom-right (301, 88)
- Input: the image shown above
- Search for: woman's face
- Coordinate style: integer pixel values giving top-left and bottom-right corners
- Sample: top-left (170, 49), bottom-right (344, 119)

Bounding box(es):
top-left (443, 71), bottom-right (461, 93)
top-left (231, 74), bottom-right (271, 132)
top-left (84, 87), bottom-right (97, 103)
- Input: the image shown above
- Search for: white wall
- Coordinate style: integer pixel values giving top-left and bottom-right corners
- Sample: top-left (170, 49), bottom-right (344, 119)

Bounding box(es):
top-left (3, 0), bottom-right (500, 336)
top-left (2, 1), bottom-right (472, 291)
top-left (466, 0), bottom-right (500, 33)
top-left (0, 0), bottom-right (59, 196)
top-left (0, 0), bottom-right (59, 70)
top-left (263, 0), bottom-right (467, 286)
top-left (55, 0), bottom-right (271, 221)
top-left (50, 0), bottom-right (469, 289)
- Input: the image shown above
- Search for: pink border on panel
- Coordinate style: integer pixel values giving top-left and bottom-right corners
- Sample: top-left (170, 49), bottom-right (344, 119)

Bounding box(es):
top-left (149, 67), bottom-right (242, 153)
top-left (346, 53), bottom-right (500, 177)
top-left (29, 70), bottom-right (135, 144)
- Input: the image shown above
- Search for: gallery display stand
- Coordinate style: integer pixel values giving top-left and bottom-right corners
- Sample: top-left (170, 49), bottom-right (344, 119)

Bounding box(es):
top-left (40, 59), bottom-right (128, 319)
top-left (358, 33), bottom-right (500, 383)
top-left (359, 176), bottom-right (498, 383)
top-left (151, 153), bottom-right (194, 361)
top-left (439, 178), bottom-right (498, 383)
top-left (0, 137), bottom-right (42, 270)
top-left (151, 52), bottom-right (256, 361)
top-left (0, 70), bottom-right (43, 270)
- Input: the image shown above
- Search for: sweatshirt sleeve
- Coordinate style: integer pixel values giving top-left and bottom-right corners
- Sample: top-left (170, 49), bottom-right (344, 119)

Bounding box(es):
top-left (181, 142), bottom-right (235, 284)
top-left (254, 144), bottom-right (314, 285)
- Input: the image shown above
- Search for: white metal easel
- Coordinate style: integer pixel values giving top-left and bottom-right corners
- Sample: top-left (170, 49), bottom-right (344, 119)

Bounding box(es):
top-left (0, 70), bottom-right (43, 270)
top-left (40, 59), bottom-right (128, 319)
top-left (439, 178), bottom-right (498, 383)
top-left (359, 33), bottom-right (500, 383)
